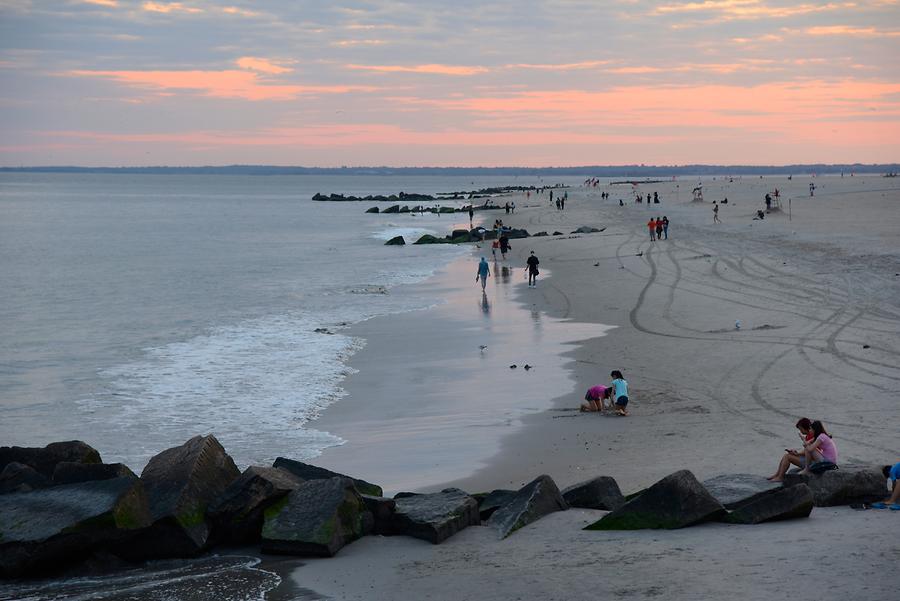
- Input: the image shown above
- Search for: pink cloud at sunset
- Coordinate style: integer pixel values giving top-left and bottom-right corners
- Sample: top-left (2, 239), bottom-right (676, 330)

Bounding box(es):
top-left (234, 57), bottom-right (292, 74)
top-left (802, 25), bottom-right (900, 37)
top-left (345, 64), bottom-right (489, 76)
top-left (142, 2), bottom-right (202, 14)
top-left (653, 1), bottom-right (853, 20)
top-left (69, 69), bottom-right (373, 101)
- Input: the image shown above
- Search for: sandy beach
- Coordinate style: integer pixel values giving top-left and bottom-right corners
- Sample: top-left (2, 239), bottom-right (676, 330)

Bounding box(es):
top-left (295, 175), bottom-right (900, 600)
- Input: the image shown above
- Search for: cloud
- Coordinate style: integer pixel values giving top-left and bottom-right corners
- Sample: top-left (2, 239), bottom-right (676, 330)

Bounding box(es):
top-left (654, 1), bottom-right (853, 22)
top-left (506, 60), bottom-right (611, 71)
top-left (235, 57), bottom-right (292, 74)
top-left (142, 2), bottom-right (202, 14)
top-left (333, 39), bottom-right (388, 47)
top-left (345, 64), bottom-right (489, 76)
top-left (802, 25), bottom-right (900, 37)
top-left (69, 69), bottom-right (373, 101)
top-left (222, 6), bottom-right (259, 17)
top-left (81, 0), bottom-right (118, 6)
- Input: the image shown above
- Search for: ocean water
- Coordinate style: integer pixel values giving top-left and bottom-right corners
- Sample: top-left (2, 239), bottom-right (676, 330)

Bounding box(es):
top-left (0, 172), bottom-right (580, 470)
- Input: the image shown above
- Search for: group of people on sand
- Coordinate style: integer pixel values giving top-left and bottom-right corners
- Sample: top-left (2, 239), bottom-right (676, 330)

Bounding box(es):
top-left (580, 371), bottom-right (630, 416)
top-left (647, 216), bottom-right (669, 241)
top-left (477, 249), bottom-right (540, 290)
top-left (767, 417), bottom-right (837, 481)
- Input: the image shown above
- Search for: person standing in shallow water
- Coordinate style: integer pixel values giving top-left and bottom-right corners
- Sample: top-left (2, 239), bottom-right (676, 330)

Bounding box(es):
top-left (526, 251), bottom-right (540, 288)
top-left (476, 257), bottom-right (490, 291)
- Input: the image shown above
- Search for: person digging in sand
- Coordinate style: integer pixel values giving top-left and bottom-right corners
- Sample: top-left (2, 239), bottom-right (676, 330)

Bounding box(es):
top-left (610, 370), bottom-right (629, 416)
top-left (580, 384), bottom-right (612, 412)
top-left (870, 462), bottom-right (900, 509)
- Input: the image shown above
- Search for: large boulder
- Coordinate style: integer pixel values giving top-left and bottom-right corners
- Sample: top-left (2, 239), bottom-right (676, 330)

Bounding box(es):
top-left (362, 494), bottom-right (397, 535)
top-left (413, 234), bottom-right (451, 245)
top-left (382, 204), bottom-right (400, 214)
top-left (391, 488), bottom-right (480, 544)
top-left (0, 476), bottom-right (151, 578)
top-left (488, 475), bottom-right (568, 539)
top-left (385, 236), bottom-right (406, 246)
top-left (505, 228), bottom-right (530, 239)
top-left (0, 462), bottom-right (50, 494)
top-left (572, 226), bottom-right (601, 234)
top-left (0, 441), bottom-right (102, 477)
top-left (208, 466), bottom-right (303, 544)
top-left (725, 484), bottom-right (814, 524)
top-left (473, 489), bottom-right (516, 521)
top-left (562, 476), bottom-right (625, 511)
top-left (132, 434), bottom-right (240, 558)
top-left (782, 465), bottom-right (886, 506)
top-left (585, 470), bottom-right (725, 530)
top-left (52, 462), bottom-right (136, 486)
top-left (702, 474), bottom-right (783, 509)
top-left (272, 457), bottom-right (382, 496)
top-left (261, 477), bottom-right (371, 557)
top-left (365, 206), bottom-right (379, 213)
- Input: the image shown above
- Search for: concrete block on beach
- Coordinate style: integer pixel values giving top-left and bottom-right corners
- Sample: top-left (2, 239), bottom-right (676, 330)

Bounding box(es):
top-left (129, 434), bottom-right (240, 558)
top-left (261, 477), bottom-right (371, 557)
top-left (273, 456), bottom-right (383, 496)
top-left (562, 476), bottom-right (625, 511)
top-left (391, 488), bottom-right (480, 544)
top-left (725, 484), bottom-right (814, 524)
top-left (585, 470), bottom-right (725, 530)
top-left (208, 466), bottom-right (303, 544)
top-left (0, 476), bottom-right (151, 578)
top-left (702, 474), bottom-right (782, 509)
top-left (488, 474), bottom-right (568, 539)
top-left (782, 465), bottom-right (887, 506)
top-left (0, 440), bottom-right (102, 477)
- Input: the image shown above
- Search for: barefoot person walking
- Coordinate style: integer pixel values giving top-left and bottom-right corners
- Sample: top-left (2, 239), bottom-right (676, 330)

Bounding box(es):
top-left (476, 257), bottom-right (490, 291)
top-left (526, 251), bottom-right (540, 288)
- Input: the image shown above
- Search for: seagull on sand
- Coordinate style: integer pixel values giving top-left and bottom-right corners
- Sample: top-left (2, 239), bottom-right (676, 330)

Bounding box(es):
top-left (479, 345), bottom-right (488, 352)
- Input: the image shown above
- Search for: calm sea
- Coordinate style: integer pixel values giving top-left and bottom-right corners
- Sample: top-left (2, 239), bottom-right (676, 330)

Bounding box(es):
top-left (0, 172), bottom-right (580, 470)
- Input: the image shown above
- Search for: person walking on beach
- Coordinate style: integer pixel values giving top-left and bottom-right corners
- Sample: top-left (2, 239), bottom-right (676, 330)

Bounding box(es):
top-left (499, 234), bottom-right (511, 260)
top-left (505, 202), bottom-right (510, 215)
top-left (491, 238), bottom-right (499, 259)
top-left (476, 257), bottom-right (491, 291)
top-left (655, 217), bottom-right (663, 241)
top-left (610, 370), bottom-right (629, 416)
top-left (511, 201), bottom-right (516, 214)
top-left (468, 205), bottom-right (474, 226)
top-left (713, 202), bottom-right (721, 223)
top-left (662, 216), bottom-right (669, 239)
top-left (647, 217), bottom-right (657, 241)
top-left (526, 250), bottom-right (540, 288)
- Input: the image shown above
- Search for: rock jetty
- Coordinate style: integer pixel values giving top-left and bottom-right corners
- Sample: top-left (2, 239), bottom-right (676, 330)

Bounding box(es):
top-left (0, 437), bottom-right (890, 579)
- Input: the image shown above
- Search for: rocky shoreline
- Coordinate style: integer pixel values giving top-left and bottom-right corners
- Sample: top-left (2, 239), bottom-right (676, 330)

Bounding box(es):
top-left (1, 436), bottom-right (888, 580)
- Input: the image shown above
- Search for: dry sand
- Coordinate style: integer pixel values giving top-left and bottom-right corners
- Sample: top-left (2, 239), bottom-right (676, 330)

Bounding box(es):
top-left (295, 175), bottom-right (900, 600)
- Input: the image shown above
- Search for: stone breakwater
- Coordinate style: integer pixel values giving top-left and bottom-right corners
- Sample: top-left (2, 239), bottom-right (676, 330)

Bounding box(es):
top-left (0, 436), bottom-right (888, 579)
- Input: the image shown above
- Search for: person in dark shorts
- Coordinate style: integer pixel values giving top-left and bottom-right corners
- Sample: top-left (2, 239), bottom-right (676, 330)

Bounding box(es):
top-left (610, 370), bottom-right (629, 416)
top-left (499, 234), bottom-right (511, 260)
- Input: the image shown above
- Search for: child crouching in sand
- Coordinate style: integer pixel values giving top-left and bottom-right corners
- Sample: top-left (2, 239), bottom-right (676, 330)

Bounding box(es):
top-left (581, 385), bottom-right (612, 412)
top-left (610, 370), bottom-right (629, 416)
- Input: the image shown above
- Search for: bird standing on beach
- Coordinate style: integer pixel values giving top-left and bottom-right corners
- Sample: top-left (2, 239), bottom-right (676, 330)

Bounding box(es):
top-left (479, 345), bottom-right (488, 352)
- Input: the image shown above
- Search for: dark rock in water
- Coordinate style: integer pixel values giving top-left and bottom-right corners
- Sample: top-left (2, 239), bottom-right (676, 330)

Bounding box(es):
top-left (413, 234), bottom-right (451, 245)
top-left (572, 226), bottom-right (601, 234)
top-left (0, 462), bottom-right (50, 494)
top-left (552, 231), bottom-right (564, 236)
top-left (482, 230), bottom-right (498, 240)
top-left (391, 488), bottom-right (480, 544)
top-left (725, 484), bottom-right (814, 524)
top-left (399, 205), bottom-right (410, 213)
top-left (0, 441), bottom-right (102, 477)
top-left (783, 465), bottom-right (886, 506)
top-left (385, 235), bottom-right (406, 246)
top-left (505, 228), bottom-right (529, 239)
top-left (208, 466), bottom-right (302, 544)
top-left (702, 474), bottom-right (782, 509)
top-left (438, 206), bottom-right (456, 213)
top-left (393, 491), bottom-right (421, 499)
top-left (562, 476), bottom-right (625, 511)
top-left (0, 476), bottom-right (151, 578)
top-left (488, 475), bottom-right (567, 539)
top-left (261, 477), bottom-right (371, 557)
top-left (473, 489), bottom-right (516, 521)
top-left (52, 462), bottom-right (136, 486)
top-left (273, 457), bottom-right (383, 497)
top-left (365, 206), bottom-right (379, 213)
top-left (382, 204), bottom-right (400, 214)
top-left (532, 231), bottom-right (549, 237)
top-left (585, 470), bottom-right (725, 530)
top-left (131, 434), bottom-right (240, 558)
top-left (451, 228), bottom-right (470, 239)
top-left (362, 494), bottom-right (396, 535)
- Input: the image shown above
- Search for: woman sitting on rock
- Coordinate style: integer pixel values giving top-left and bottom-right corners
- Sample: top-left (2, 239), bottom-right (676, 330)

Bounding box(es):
top-left (767, 419), bottom-right (835, 481)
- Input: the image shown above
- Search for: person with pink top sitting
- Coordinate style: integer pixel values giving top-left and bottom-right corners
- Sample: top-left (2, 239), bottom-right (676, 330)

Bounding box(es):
top-left (797, 420), bottom-right (838, 474)
top-left (580, 384), bottom-right (612, 412)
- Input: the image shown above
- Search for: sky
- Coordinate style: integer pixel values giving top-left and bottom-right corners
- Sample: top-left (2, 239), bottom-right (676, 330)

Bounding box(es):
top-left (1, 0), bottom-right (899, 167)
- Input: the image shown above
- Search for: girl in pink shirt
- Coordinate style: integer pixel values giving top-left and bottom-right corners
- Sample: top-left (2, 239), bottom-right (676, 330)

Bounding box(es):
top-left (800, 420), bottom-right (838, 472)
top-left (580, 385), bottom-right (612, 412)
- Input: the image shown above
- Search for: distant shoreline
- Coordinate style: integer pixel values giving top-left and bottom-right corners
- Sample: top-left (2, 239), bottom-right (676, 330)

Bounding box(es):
top-left (1, 164), bottom-right (897, 176)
